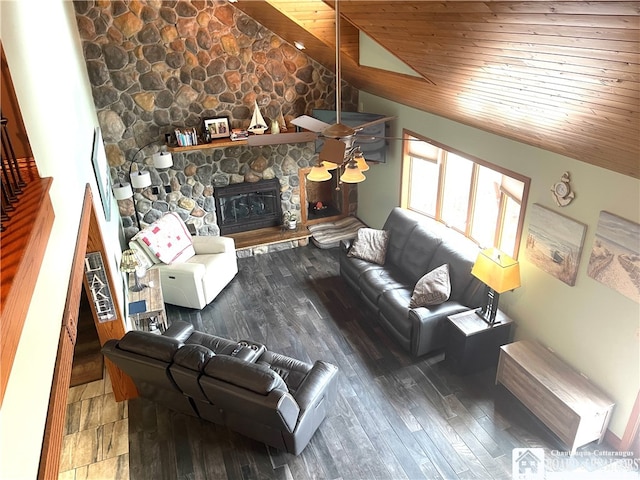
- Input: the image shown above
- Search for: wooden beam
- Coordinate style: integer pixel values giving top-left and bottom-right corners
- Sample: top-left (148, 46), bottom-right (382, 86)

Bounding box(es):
top-left (84, 187), bottom-right (137, 402)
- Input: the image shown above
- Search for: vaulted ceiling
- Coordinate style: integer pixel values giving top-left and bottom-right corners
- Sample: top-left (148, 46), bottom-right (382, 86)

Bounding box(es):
top-left (233, 1), bottom-right (639, 179)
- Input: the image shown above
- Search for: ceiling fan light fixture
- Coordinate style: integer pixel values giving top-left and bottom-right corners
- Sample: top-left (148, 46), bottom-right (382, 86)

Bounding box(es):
top-left (307, 164), bottom-right (332, 182)
top-left (323, 123), bottom-right (356, 139)
top-left (322, 160), bottom-right (338, 171)
top-left (354, 149), bottom-right (369, 172)
top-left (340, 163), bottom-right (366, 183)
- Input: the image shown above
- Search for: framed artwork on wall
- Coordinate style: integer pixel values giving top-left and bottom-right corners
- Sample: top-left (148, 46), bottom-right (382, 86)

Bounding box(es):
top-left (204, 116), bottom-right (230, 140)
top-left (91, 127), bottom-right (111, 221)
top-left (525, 203), bottom-right (587, 286)
top-left (587, 211), bottom-right (640, 303)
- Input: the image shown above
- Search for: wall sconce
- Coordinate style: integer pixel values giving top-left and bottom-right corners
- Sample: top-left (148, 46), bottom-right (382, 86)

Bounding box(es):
top-left (471, 247), bottom-right (521, 325)
top-left (112, 140), bottom-right (173, 231)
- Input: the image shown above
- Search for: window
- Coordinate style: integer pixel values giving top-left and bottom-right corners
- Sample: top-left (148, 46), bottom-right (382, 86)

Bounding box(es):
top-left (401, 130), bottom-right (530, 258)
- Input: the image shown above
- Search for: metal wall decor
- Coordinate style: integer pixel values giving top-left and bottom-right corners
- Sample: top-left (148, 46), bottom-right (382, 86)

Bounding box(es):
top-left (551, 171), bottom-right (575, 207)
top-left (84, 251), bottom-right (117, 322)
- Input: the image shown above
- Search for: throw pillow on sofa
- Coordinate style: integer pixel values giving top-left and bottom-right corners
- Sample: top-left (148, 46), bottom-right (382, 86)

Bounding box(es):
top-left (409, 264), bottom-right (451, 308)
top-left (347, 228), bottom-right (390, 265)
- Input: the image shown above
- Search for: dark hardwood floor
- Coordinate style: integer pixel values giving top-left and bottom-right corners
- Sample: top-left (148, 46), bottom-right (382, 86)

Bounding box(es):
top-left (128, 245), bottom-right (634, 480)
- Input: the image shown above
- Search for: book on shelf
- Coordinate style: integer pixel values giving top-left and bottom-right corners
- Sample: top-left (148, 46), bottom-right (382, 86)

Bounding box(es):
top-left (231, 129), bottom-right (249, 141)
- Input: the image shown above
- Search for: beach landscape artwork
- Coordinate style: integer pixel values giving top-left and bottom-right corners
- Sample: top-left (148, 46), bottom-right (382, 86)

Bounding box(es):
top-left (587, 211), bottom-right (640, 303)
top-left (525, 204), bottom-right (586, 286)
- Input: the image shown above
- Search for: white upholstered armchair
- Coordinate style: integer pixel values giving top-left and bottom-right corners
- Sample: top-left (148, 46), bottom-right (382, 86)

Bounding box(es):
top-left (129, 213), bottom-right (238, 309)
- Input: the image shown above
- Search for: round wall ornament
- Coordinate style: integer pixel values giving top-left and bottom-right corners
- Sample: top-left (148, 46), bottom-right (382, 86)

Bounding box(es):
top-left (551, 171), bottom-right (575, 206)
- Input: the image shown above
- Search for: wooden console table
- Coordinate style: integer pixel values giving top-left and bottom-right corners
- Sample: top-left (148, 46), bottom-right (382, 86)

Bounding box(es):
top-left (127, 268), bottom-right (168, 333)
top-left (496, 340), bottom-right (614, 453)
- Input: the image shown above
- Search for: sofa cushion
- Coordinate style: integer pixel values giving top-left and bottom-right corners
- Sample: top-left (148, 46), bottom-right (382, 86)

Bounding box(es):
top-left (360, 266), bottom-right (409, 305)
top-left (427, 237), bottom-right (479, 302)
top-left (396, 222), bottom-right (443, 284)
top-left (382, 208), bottom-right (421, 267)
top-left (348, 228), bottom-right (390, 265)
top-left (117, 331), bottom-right (182, 362)
top-left (186, 331), bottom-right (239, 356)
top-left (135, 212), bottom-right (195, 264)
top-left (204, 355), bottom-right (288, 394)
top-left (174, 344), bottom-right (215, 371)
top-left (258, 351), bottom-right (313, 393)
top-left (378, 288), bottom-right (414, 343)
top-left (410, 264), bottom-right (451, 308)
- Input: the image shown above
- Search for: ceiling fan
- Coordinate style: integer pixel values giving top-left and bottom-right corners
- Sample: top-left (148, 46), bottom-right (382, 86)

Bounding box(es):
top-left (289, 0), bottom-right (395, 173)
top-left (245, 1), bottom-right (399, 182)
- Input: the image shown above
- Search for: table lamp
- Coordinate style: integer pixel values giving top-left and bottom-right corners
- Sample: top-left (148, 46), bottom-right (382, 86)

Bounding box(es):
top-left (471, 247), bottom-right (521, 325)
top-left (120, 249), bottom-right (146, 292)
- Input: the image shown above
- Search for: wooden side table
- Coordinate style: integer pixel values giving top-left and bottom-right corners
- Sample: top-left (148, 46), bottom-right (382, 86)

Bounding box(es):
top-left (127, 268), bottom-right (168, 333)
top-left (446, 309), bottom-right (514, 375)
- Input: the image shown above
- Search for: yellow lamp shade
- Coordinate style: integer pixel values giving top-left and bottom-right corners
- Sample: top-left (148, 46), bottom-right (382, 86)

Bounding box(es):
top-left (354, 151), bottom-right (369, 172)
top-left (340, 164), bottom-right (366, 183)
top-left (471, 247), bottom-right (521, 293)
top-left (322, 161), bottom-right (339, 171)
top-left (307, 164), bottom-right (332, 182)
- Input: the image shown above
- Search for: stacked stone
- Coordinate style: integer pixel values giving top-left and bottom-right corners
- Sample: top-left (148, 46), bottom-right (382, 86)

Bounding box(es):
top-left (74, 1), bottom-right (357, 240)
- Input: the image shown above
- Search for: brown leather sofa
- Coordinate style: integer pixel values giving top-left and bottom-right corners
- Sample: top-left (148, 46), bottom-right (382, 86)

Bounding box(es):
top-left (102, 321), bottom-right (338, 455)
top-left (340, 207), bottom-right (485, 357)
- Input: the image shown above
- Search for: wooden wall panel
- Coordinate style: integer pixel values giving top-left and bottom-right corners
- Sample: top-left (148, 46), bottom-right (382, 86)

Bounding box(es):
top-left (238, 1), bottom-right (639, 178)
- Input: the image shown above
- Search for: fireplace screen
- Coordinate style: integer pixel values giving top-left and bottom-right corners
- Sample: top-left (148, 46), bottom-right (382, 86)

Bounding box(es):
top-left (214, 178), bottom-right (282, 235)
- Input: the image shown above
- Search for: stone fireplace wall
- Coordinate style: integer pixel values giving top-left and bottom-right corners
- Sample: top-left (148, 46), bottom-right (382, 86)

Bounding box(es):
top-left (73, 1), bottom-right (357, 240)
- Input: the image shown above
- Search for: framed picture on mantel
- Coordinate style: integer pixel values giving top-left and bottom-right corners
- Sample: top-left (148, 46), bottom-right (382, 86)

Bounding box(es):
top-left (204, 116), bottom-right (230, 140)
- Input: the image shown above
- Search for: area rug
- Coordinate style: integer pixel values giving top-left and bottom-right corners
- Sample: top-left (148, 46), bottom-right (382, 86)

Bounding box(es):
top-left (307, 216), bottom-right (366, 249)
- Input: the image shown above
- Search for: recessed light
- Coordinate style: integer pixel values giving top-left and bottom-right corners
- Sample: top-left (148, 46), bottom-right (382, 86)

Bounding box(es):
top-left (294, 41), bottom-right (305, 50)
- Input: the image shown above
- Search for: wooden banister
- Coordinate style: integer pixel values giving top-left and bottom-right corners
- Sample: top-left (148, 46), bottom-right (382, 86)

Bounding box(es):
top-left (0, 175), bottom-right (54, 406)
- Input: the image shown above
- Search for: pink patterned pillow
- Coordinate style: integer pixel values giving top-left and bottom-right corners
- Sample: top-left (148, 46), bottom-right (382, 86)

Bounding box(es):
top-left (138, 212), bottom-right (195, 264)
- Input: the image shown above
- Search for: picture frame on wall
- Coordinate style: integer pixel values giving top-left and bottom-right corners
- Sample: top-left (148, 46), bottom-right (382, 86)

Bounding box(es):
top-left (587, 211), bottom-right (640, 303)
top-left (91, 127), bottom-right (111, 221)
top-left (204, 116), bottom-right (230, 141)
top-left (525, 203), bottom-right (587, 286)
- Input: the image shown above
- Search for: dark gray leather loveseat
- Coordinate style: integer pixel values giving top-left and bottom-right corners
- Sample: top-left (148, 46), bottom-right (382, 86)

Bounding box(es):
top-left (340, 208), bottom-right (485, 357)
top-left (102, 321), bottom-right (338, 455)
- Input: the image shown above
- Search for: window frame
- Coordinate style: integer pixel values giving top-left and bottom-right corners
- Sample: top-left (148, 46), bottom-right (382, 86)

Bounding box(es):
top-left (400, 129), bottom-right (530, 258)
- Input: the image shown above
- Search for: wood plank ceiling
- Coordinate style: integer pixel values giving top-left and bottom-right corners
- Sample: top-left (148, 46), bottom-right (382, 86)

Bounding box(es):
top-left (233, 1), bottom-right (640, 179)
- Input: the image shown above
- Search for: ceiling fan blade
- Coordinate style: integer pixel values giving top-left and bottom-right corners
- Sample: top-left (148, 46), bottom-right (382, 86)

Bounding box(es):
top-left (356, 135), bottom-right (435, 142)
top-left (353, 115), bottom-right (397, 132)
top-left (319, 138), bottom-right (347, 165)
top-left (247, 131), bottom-right (318, 146)
top-left (290, 115), bottom-right (330, 133)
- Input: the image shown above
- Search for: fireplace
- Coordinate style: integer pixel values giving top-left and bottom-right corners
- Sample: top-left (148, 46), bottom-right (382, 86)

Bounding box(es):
top-left (299, 167), bottom-right (351, 225)
top-left (214, 179), bottom-right (282, 235)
